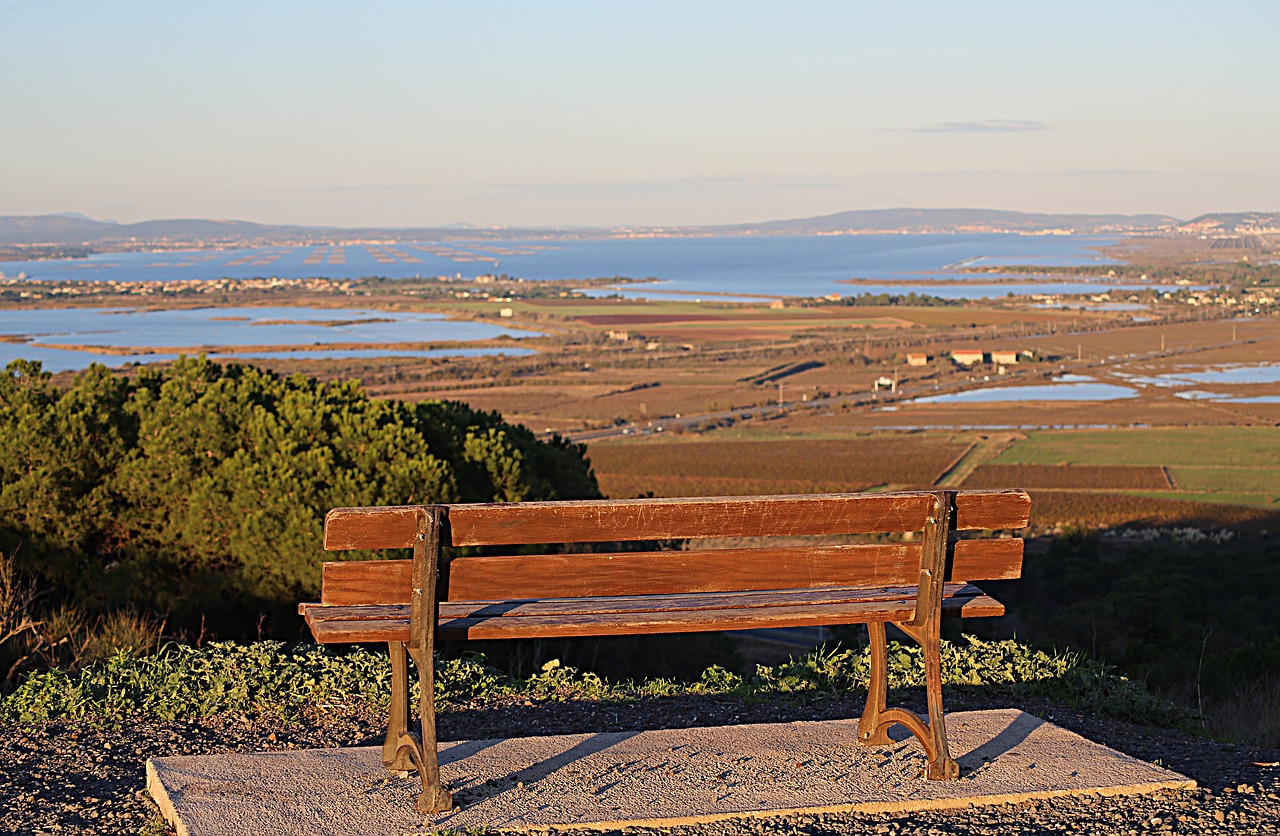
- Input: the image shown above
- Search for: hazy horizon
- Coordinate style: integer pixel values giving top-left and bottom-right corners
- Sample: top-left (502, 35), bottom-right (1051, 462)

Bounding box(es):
top-left (4, 2), bottom-right (1278, 228)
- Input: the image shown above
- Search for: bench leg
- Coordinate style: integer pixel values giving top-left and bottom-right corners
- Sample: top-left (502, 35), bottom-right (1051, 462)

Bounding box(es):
top-left (857, 620), bottom-right (960, 780)
top-left (383, 641), bottom-right (415, 772)
top-left (406, 505), bottom-right (453, 814)
top-left (380, 643), bottom-right (453, 813)
top-left (857, 621), bottom-right (893, 745)
top-left (407, 645), bottom-right (453, 813)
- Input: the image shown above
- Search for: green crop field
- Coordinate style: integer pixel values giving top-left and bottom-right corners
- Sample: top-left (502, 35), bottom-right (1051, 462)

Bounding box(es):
top-left (1165, 467), bottom-right (1280, 497)
top-left (981, 428), bottom-right (1280, 525)
top-left (991, 427), bottom-right (1280, 469)
top-left (964, 464), bottom-right (1171, 491)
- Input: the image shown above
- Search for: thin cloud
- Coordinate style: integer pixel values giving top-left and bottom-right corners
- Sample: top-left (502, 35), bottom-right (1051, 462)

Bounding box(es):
top-left (892, 119), bottom-right (1049, 133)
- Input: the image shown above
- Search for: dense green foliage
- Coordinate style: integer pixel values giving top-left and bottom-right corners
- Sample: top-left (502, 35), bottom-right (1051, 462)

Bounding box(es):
top-left (0, 357), bottom-right (598, 636)
top-left (0, 636), bottom-right (1186, 732)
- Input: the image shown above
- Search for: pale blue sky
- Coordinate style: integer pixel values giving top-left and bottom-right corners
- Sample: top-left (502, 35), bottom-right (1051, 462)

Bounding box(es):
top-left (3, 1), bottom-right (1277, 227)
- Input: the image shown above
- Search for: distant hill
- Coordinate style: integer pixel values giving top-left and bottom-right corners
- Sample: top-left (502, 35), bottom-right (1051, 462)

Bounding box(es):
top-left (0, 215), bottom-right (301, 246)
top-left (1177, 212), bottom-right (1280, 234)
top-left (0, 207), bottom-right (1216, 248)
top-left (713, 208), bottom-right (1181, 235)
top-left (0, 215), bottom-right (554, 247)
top-left (0, 214), bottom-right (123, 245)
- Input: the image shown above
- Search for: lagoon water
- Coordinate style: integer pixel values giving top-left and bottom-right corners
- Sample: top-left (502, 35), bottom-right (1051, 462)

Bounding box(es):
top-left (0, 344), bottom-right (534, 374)
top-left (2, 233), bottom-right (1139, 299)
top-left (0, 306), bottom-right (535, 348)
top-left (0, 307), bottom-right (535, 372)
top-left (0, 234), bottom-right (1181, 373)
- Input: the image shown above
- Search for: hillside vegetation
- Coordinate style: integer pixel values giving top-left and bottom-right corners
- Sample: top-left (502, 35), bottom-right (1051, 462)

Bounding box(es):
top-left (0, 357), bottom-right (599, 663)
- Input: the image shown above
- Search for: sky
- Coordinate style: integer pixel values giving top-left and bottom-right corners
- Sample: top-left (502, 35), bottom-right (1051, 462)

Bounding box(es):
top-left (3, 1), bottom-right (1278, 228)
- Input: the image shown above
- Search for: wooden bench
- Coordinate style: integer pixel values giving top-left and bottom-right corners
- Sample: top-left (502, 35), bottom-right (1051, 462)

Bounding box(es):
top-left (299, 489), bottom-right (1029, 814)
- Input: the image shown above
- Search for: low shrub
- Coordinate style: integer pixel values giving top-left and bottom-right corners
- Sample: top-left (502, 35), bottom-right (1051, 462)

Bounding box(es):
top-left (0, 635), bottom-right (1191, 733)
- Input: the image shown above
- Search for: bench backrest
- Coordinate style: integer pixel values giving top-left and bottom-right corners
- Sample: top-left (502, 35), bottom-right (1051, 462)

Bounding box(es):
top-left (319, 490), bottom-right (1030, 605)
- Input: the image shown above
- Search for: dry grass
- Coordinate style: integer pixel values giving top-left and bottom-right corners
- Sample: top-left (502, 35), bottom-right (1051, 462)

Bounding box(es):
top-left (1203, 679), bottom-right (1280, 748)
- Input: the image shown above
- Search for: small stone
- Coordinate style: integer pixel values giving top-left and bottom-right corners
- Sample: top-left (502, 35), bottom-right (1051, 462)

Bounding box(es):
top-left (1213, 810), bottom-right (1226, 823)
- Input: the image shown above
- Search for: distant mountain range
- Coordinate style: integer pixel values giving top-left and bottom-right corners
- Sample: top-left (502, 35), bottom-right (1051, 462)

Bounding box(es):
top-left (707, 208), bottom-right (1182, 235)
top-left (1, 209), bottom-right (1276, 248)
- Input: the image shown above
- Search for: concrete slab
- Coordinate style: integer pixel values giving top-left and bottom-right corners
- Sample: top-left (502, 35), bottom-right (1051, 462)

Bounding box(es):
top-left (147, 709), bottom-right (1194, 835)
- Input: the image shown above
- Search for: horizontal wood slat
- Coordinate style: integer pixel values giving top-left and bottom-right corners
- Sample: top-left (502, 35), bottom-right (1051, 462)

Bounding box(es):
top-left (315, 538), bottom-right (1022, 605)
top-left (302, 586), bottom-right (1004, 644)
top-left (445, 494), bottom-right (935, 545)
top-left (307, 583), bottom-right (979, 621)
top-left (324, 506), bottom-right (418, 550)
top-left (322, 491), bottom-right (1031, 551)
top-left (321, 559), bottom-right (413, 605)
top-left (954, 490), bottom-right (1031, 531)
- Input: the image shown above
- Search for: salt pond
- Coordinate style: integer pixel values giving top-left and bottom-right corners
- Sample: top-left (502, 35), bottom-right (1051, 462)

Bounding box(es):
top-left (910, 377), bottom-right (1138, 404)
top-left (1119, 364), bottom-right (1280, 387)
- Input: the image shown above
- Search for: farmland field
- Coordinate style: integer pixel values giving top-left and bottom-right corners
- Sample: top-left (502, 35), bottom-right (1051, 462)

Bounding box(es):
top-left (587, 425), bottom-right (1280, 530)
top-left (587, 435), bottom-right (969, 499)
top-left (966, 427), bottom-right (1280, 528)
top-left (964, 463), bottom-right (1172, 490)
top-left (1025, 489), bottom-right (1280, 531)
top-left (990, 427), bottom-right (1280, 468)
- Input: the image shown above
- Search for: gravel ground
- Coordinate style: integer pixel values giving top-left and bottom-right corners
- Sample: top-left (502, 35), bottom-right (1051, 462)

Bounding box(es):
top-left (2, 692), bottom-right (1277, 835)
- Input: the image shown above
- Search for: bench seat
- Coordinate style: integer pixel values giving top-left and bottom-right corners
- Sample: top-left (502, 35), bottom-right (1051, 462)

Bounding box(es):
top-left (300, 582), bottom-right (1003, 643)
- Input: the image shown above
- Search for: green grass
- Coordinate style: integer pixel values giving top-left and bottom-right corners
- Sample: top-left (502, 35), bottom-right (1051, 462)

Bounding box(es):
top-left (1168, 467), bottom-right (1280, 497)
top-left (1131, 490), bottom-right (1280, 509)
top-left (0, 637), bottom-right (1190, 733)
top-left (992, 429), bottom-right (1280, 514)
top-left (994, 428), bottom-right (1280, 469)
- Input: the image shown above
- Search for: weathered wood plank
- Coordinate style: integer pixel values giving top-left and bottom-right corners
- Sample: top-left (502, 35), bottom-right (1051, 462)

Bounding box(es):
top-left (320, 559), bottom-right (413, 605)
top-left (322, 491), bottom-right (1030, 550)
top-left (444, 493), bottom-right (935, 545)
top-left (303, 590), bottom-right (1004, 644)
top-left (315, 538), bottom-right (1022, 605)
top-left (324, 506), bottom-right (418, 550)
top-left (447, 545), bottom-right (916, 600)
top-left (954, 490), bottom-right (1031, 530)
top-left (306, 583), bottom-right (982, 622)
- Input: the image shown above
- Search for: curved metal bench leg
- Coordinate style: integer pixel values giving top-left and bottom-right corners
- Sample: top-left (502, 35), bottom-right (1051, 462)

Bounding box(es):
top-left (858, 621), bottom-right (893, 745)
top-left (857, 491), bottom-right (960, 780)
top-left (901, 621), bottom-right (960, 780)
top-left (856, 621), bottom-right (959, 779)
top-left (404, 644), bottom-right (452, 813)
top-left (383, 641), bottom-right (415, 772)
